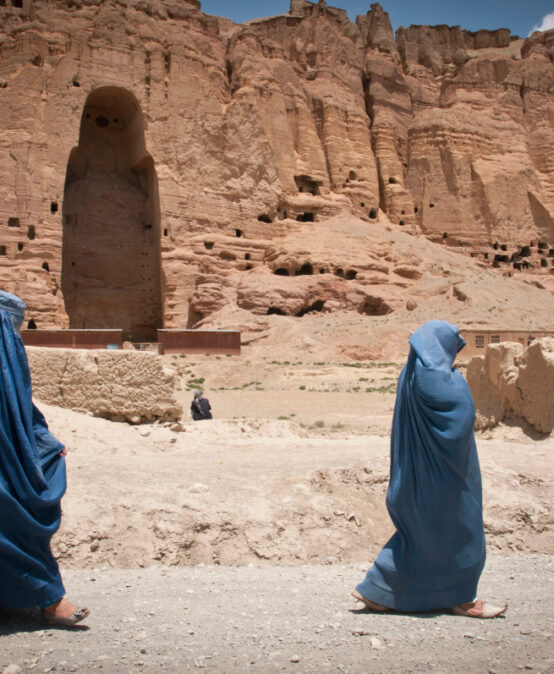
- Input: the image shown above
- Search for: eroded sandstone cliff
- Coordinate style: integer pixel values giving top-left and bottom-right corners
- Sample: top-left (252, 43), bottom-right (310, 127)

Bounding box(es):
top-left (0, 0), bottom-right (553, 338)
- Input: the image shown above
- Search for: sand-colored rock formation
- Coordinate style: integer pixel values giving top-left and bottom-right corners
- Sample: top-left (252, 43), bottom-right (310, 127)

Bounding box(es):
top-left (0, 0), bottom-right (553, 338)
top-left (467, 337), bottom-right (554, 434)
top-left (27, 347), bottom-right (182, 422)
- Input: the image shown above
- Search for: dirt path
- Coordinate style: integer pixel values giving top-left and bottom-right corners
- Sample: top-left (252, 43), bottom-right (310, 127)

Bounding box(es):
top-left (1, 555), bottom-right (553, 673)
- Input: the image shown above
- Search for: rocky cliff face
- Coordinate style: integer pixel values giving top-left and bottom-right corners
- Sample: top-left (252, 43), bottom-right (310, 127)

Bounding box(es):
top-left (0, 0), bottom-right (553, 338)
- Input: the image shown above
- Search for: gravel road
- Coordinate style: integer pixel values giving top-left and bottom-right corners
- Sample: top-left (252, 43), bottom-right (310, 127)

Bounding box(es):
top-left (1, 555), bottom-right (552, 673)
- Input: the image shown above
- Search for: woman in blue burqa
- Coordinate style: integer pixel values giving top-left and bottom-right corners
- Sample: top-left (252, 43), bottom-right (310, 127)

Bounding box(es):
top-left (0, 291), bottom-right (89, 626)
top-left (353, 321), bottom-right (507, 618)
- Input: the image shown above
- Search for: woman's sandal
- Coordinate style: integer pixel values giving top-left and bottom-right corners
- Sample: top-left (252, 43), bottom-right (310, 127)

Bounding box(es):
top-left (452, 599), bottom-right (507, 619)
top-left (42, 607), bottom-right (90, 627)
top-left (351, 590), bottom-right (390, 612)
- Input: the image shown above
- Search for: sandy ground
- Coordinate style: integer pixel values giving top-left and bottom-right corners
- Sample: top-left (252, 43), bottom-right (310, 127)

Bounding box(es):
top-left (1, 354), bottom-right (553, 672)
top-left (1, 556), bottom-right (553, 673)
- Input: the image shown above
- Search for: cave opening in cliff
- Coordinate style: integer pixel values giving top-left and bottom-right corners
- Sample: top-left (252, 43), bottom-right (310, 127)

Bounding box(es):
top-left (257, 214), bottom-right (272, 223)
top-left (274, 268), bottom-right (290, 276)
top-left (369, 209), bottom-right (377, 219)
top-left (62, 87), bottom-right (162, 342)
top-left (296, 262), bottom-right (313, 276)
top-left (358, 298), bottom-right (392, 316)
top-left (296, 300), bottom-right (325, 317)
top-left (294, 175), bottom-right (320, 195)
top-left (297, 212), bottom-right (315, 222)
top-left (267, 307), bottom-right (286, 315)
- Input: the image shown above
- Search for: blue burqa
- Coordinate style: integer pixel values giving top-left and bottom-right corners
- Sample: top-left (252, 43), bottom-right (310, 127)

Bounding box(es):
top-left (356, 320), bottom-right (486, 611)
top-left (0, 291), bottom-right (66, 608)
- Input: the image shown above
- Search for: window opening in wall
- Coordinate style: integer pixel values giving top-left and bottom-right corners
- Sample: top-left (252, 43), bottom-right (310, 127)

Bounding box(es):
top-left (50, 202), bottom-right (58, 214)
top-left (414, 206), bottom-right (418, 213)
top-left (368, 209), bottom-right (377, 219)
top-left (541, 257), bottom-right (548, 267)
top-left (163, 228), bottom-right (168, 236)
top-left (348, 170), bottom-right (357, 181)
top-left (95, 115), bottom-right (109, 127)
top-left (319, 268), bottom-right (325, 274)
top-left (490, 335), bottom-right (500, 344)
top-left (520, 246), bottom-right (531, 257)
top-left (493, 241), bottom-right (498, 250)
top-left (475, 335), bottom-right (485, 348)
top-left (297, 212), bottom-right (314, 222)
top-left (73, 80), bottom-right (80, 87)
top-left (244, 253), bottom-right (251, 260)
top-left (27, 225), bottom-right (36, 240)
top-left (335, 268), bottom-right (344, 278)
top-left (274, 268), bottom-right (289, 276)
top-left (429, 203), bottom-right (434, 208)
top-left (345, 269), bottom-right (357, 280)
top-left (204, 241), bottom-right (214, 250)
top-left (8, 217), bottom-right (20, 227)
top-left (27, 319), bottom-right (37, 329)
top-left (12, 0), bottom-right (23, 7)
top-left (0, 246), bottom-right (6, 255)
top-left (42, 261), bottom-right (50, 271)
top-left (399, 220), bottom-right (405, 226)
top-left (17, 243), bottom-right (23, 251)
top-left (500, 244), bottom-right (507, 251)
top-left (388, 177), bottom-right (396, 184)
top-left (257, 214), bottom-right (272, 223)
top-left (235, 228), bottom-right (242, 238)
top-left (360, 202), bottom-right (365, 208)
top-left (442, 232), bottom-right (448, 239)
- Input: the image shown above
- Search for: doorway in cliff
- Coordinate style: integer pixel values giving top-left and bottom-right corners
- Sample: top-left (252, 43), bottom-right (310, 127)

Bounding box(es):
top-left (62, 87), bottom-right (162, 342)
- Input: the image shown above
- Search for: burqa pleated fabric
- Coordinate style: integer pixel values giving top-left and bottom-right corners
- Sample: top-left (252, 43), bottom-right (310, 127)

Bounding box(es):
top-left (356, 320), bottom-right (486, 612)
top-left (0, 291), bottom-right (67, 608)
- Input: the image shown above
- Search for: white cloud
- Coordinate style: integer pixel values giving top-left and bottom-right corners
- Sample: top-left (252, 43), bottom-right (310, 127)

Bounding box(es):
top-left (528, 11), bottom-right (554, 36)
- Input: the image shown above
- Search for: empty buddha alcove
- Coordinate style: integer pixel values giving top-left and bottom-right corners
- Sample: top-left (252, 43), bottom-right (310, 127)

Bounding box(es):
top-left (61, 86), bottom-right (162, 342)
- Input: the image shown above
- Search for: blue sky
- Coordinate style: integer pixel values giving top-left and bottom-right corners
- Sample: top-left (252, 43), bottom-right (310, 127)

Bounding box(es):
top-left (200, 1), bottom-right (554, 38)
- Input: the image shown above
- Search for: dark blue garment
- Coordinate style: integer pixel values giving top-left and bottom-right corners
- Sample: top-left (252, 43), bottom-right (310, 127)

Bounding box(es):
top-left (357, 320), bottom-right (485, 611)
top-left (0, 309), bottom-right (67, 609)
top-left (191, 397), bottom-right (212, 421)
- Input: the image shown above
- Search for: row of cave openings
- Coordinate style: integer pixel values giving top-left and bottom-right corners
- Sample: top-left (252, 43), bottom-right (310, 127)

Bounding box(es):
top-left (0, 217), bottom-right (38, 257)
top-left (469, 239), bottom-right (554, 270)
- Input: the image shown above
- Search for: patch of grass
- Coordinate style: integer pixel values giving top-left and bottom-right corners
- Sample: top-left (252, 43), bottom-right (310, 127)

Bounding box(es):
top-left (331, 422), bottom-right (344, 430)
top-left (352, 386), bottom-right (360, 392)
top-left (299, 385), bottom-right (306, 390)
top-left (358, 377), bottom-right (368, 382)
top-left (314, 420), bottom-right (324, 428)
top-left (365, 384), bottom-right (396, 394)
top-left (278, 415), bottom-right (289, 420)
